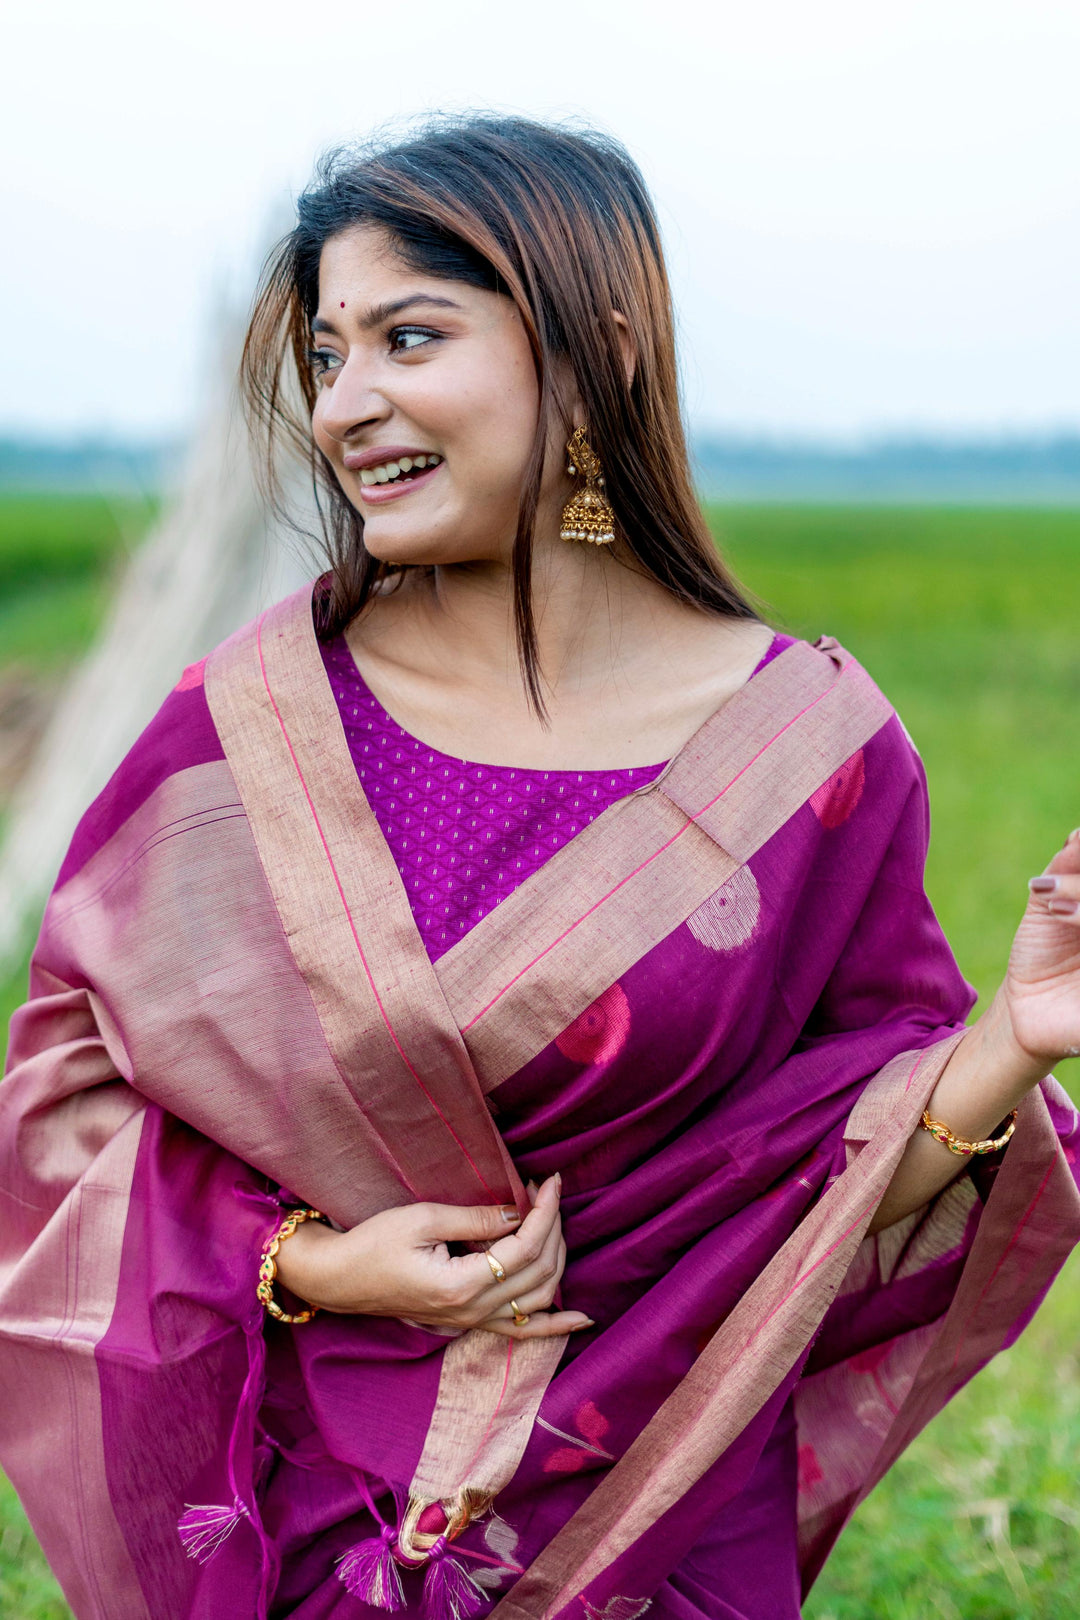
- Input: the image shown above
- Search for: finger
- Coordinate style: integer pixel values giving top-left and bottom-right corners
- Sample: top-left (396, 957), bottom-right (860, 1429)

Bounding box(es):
top-left (449, 1227), bottom-right (566, 1326)
top-left (487, 1175), bottom-right (561, 1276)
top-left (414, 1200), bottom-right (523, 1246)
top-left (1038, 830), bottom-right (1080, 879)
top-left (491, 1223), bottom-right (565, 1306)
top-left (478, 1309), bottom-right (594, 1340)
top-left (492, 1272), bottom-right (566, 1318)
top-left (439, 1224), bottom-right (561, 1321)
top-left (491, 1225), bottom-right (568, 1315)
top-left (447, 1177), bottom-right (563, 1310)
top-left (1028, 871), bottom-right (1080, 917)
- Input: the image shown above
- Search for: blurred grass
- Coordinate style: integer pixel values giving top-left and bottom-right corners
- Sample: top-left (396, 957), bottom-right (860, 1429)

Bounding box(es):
top-left (0, 497), bottom-right (1078, 1617)
top-left (0, 493), bottom-right (155, 670)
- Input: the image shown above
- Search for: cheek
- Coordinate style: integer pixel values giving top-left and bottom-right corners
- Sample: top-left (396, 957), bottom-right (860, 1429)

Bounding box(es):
top-left (450, 358), bottom-right (539, 491)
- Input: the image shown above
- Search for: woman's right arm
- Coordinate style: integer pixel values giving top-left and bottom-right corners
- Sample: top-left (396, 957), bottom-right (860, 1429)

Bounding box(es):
top-left (274, 1172), bottom-right (593, 1339)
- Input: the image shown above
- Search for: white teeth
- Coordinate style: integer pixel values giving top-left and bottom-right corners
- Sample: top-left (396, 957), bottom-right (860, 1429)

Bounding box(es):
top-left (359, 453), bottom-right (441, 487)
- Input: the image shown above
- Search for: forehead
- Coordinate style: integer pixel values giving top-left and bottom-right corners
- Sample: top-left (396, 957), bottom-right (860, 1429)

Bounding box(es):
top-left (317, 225), bottom-right (456, 309)
top-left (319, 224), bottom-right (405, 284)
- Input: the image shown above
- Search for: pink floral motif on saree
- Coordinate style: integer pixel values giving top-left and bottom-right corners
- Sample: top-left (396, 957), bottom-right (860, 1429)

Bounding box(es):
top-left (555, 986), bottom-right (631, 1066)
top-left (538, 1402), bottom-right (616, 1473)
top-left (810, 747), bottom-right (866, 828)
top-left (797, 1443), bottom-right (824, 1496)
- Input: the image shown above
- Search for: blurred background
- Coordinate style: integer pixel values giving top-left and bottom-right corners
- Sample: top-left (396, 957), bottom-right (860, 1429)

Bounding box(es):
top-left (2, 1), bottom-right (1078, 1615)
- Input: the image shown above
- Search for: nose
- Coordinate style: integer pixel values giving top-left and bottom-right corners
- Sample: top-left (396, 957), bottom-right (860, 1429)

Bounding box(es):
top-left (313, 355), bottom-right (391, 446)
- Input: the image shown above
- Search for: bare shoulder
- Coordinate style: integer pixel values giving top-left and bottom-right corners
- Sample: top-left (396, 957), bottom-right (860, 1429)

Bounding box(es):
top-left (659, 612), bottom-right (778, 710)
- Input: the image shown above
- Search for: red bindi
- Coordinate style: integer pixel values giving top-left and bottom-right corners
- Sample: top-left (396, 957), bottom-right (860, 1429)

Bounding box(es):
top-left (340, 301), bottom-right (345, 308)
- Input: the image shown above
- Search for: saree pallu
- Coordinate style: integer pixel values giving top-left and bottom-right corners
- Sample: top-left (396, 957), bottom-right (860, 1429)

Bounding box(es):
top-left (2, 586), bottom-right (1078, 1620)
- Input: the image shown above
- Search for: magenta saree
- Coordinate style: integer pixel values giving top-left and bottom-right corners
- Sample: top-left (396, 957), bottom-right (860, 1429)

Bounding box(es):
top-left (2, 585), bottom-right (1078, 1620)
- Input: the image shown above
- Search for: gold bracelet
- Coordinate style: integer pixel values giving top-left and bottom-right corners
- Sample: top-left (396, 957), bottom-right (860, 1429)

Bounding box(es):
top-left (919, 1108), bottom-right (1018, 1157)
top-left (257, 1207), bottom-right (327, 1324)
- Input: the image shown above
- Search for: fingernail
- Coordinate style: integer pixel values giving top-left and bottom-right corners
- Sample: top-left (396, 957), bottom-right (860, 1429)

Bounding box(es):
top-left (1049, 899), bottom-right (1079, 915)
top-left (501, 1206), bottom-right (521, 1222)
top-left (1029, 876), bottom-right (1057, 894)
top-left (554, 1172), bottom-right (562, 1196)
top-left (1068, 829), bottom-right (1080, 844)
top-left (573, 1319), bottom-right (596, 1331)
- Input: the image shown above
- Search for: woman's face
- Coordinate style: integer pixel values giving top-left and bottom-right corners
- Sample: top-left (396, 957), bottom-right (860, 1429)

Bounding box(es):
top-left (310, 225), bottom-right (570, 568)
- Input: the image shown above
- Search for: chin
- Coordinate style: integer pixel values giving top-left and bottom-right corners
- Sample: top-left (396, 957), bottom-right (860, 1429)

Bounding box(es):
top-left (358, 522), bottom-right (477, 570)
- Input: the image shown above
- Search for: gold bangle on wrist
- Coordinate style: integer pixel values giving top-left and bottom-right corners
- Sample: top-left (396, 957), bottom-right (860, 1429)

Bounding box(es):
top-left (919, 1108), bottom-right (1018, 1157)
top-left (257, 1207), bottom-right (327, 1324)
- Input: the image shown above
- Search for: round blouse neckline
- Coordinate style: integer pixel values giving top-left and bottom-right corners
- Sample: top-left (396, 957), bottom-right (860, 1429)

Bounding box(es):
top-left (322, 630), bottom-right (785, 781)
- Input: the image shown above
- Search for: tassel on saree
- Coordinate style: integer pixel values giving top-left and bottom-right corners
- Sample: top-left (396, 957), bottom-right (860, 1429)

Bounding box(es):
top-left (337, 1488), bottom-right (491, 1613)
top-left (421, 1534), bottom-right (485, 1620)
top-left (336, 1521), bottom-right (406, 1611)
top-left (178, 1495), bottom-right (250, 1562)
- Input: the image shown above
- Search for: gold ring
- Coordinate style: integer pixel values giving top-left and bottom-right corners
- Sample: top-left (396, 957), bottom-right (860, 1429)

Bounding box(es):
top-left (485, 1250), bottom-right (507, 1283)
top-left (509, 1299), bottom-right (529, 1326)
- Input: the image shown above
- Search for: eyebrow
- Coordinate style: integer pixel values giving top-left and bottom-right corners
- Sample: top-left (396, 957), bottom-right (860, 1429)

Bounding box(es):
top-left (311, 293), bottom-right (464, 335)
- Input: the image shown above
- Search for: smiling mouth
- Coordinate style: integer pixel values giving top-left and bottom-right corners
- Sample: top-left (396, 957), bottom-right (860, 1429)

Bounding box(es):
top-left (358, 452), bottom-right (442, 487)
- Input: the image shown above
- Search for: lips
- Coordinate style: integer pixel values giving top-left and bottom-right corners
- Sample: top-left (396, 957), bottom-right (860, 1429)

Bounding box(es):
top-left (342, 444), bottom-right (440, 473)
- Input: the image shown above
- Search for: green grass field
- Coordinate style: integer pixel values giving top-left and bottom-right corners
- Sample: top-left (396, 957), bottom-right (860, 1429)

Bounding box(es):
top-left (0, 496), bottom-right (1077, 1618)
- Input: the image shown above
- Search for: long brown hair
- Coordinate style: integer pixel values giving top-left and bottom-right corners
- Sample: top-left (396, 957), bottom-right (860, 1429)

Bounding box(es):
top-left (241, 114), bottom-right (757, 706)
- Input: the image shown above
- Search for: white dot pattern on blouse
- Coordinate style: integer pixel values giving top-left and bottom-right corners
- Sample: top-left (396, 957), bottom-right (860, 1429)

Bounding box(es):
top-left (320, 636), bottom-right (667, 963)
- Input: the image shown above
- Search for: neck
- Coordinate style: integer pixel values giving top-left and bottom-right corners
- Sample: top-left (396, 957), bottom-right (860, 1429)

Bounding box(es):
top-left (406, 534), bottom-right (677, 702)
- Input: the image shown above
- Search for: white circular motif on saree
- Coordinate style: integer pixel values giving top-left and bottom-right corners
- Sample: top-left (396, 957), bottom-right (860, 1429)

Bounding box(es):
top-left (555, 982), bottom-right (631, 1065)
top-left (687, 865), bottom-right (761, 953)
top-left (809, 747), bottom-right (865, 829)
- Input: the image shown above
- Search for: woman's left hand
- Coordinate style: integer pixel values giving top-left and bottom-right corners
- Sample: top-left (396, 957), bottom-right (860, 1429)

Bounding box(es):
top-left (1004, 828), bottom-right (1080, 1068)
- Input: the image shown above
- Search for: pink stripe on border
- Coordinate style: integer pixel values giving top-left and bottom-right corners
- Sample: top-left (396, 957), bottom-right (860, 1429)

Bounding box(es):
top-left (254, 614), bottom-right (500, 1202)
top-left (740, 1193), bottom-right (882, 1353)
top-left (457, 1339), bottom-right (516, 1483)
top-left (948, 1155), bottom-right (1057, 1373)
top-left (463, 666), bottom-right (856, 1032)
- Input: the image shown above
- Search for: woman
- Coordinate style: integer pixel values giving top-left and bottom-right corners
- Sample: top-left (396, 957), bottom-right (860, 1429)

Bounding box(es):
top-left (1, 115), bottom-right (1078, 1620)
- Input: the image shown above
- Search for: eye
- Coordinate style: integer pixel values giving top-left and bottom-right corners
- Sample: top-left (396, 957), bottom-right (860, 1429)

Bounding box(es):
top-left (307, 347), bottom-right (343, 382)
top-left (389, 325), bottom-right (439, 354)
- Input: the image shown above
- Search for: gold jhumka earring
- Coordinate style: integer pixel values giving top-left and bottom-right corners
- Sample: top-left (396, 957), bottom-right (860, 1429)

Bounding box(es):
top-left (559, 424), bottom-right (616, 545)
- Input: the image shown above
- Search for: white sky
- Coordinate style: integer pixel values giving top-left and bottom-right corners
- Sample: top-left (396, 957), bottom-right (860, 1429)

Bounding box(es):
top-left (4, 0), bottom-right (1079, 442)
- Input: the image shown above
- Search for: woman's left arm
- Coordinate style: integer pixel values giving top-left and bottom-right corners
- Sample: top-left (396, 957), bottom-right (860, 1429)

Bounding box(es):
top-left (871, 828), bottom-right (1080, 1232)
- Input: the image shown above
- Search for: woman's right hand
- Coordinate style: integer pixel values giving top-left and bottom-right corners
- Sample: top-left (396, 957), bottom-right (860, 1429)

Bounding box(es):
top-left (273, 1174), bottom-right (592, 1340)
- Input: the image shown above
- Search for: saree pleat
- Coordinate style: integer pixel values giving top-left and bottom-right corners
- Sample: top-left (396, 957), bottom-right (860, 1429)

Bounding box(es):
top-left (1, 585), bottom-right (1078, 1620)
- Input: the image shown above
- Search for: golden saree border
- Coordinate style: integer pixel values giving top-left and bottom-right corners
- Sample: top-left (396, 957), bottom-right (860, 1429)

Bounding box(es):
top-left (840, 1076), bottom-right (1080, 1496)
top-left (205, 591), bottom-right (555, 1539)
top-left (44, 760), bottom-right (410, 1232)
top-left (437, 636), bottom-right (893, 1090)
top-left (0, 1019), bottom-right (150, 1620)
top-left (205, 590), bottom-right (522, 1211)
top-left (411, 1333), bottom-right (569, 1502)
top-left (795, 1075), bottom-right (1080, 1582)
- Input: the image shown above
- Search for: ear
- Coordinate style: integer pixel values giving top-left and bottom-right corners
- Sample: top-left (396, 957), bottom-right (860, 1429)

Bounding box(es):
top-left (611, 311), bottom-right (637, 390)
top-left (550, 357), bottom-right (586, 433)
